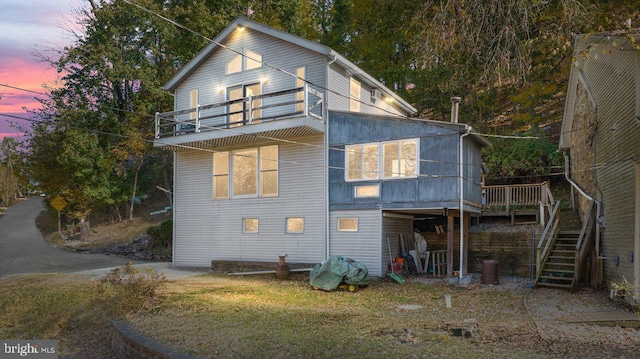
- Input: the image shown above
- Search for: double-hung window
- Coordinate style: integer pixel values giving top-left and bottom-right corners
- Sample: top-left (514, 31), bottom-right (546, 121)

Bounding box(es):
top-left (213, 145), bottom-right (278, 199)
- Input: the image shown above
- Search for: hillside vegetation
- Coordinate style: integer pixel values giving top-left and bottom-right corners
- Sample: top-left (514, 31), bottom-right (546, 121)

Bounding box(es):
top-left (10, 0), bottom-right (640, 230)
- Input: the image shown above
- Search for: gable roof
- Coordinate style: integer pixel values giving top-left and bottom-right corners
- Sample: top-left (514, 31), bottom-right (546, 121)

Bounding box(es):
top-left (560, 32), bottom-right (640, 149)
top-left (163, 17), bottom-right (417, 115)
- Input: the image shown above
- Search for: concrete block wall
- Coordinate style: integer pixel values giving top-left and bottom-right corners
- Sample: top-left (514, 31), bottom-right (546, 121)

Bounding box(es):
top-left (111, 319), bottom-right (196, 359)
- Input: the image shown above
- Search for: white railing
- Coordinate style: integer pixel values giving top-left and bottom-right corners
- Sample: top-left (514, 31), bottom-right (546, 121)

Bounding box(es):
top-left (155, 85), bottom-right (323, 139)
top-left (483, 182), bottom-right (550, 211)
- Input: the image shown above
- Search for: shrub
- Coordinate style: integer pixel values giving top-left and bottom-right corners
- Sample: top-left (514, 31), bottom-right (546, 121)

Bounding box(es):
top-left (147, 219), bottom-right (172, 248)
top-left (101, 262), bottom-right (166, 312)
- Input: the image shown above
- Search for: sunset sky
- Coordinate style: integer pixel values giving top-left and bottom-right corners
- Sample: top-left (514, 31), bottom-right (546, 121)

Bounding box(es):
top-left (0, 0), bottom-right (83, 140)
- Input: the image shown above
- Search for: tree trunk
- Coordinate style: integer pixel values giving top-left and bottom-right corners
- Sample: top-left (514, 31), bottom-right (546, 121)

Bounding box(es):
top-left (114, 204), bottom-right (122, 222)
top-left (128, 164), bottom-right (141, 221)
top-left (79, 218), bottom-right (90, 241)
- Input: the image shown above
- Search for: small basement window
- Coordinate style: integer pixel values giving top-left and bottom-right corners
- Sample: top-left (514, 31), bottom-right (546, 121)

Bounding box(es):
top-left (243, 218), bottom-right (259, 233)
top-left (355, 185), bottom-right (379, 197)
top-left (286, 217), bottom-right (304, 233)
top-left (337, 217), bottom-right (358, 232)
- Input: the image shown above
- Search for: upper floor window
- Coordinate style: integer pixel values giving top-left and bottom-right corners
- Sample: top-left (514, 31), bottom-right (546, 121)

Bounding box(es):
top-left (346, 139), bottom-right (418, 181)
top-left (226, 49), bottom-right (262, 75)
top-left (213, 145), bottom-right (278, 199)
top-left (189, 89), bottom-right (198, 119)
top-left (349, 77), bottom-right (361, 112)
top-left (383, 139), bottom-right (417, 178)
top-left (295, 67), bottom-right (306, 113)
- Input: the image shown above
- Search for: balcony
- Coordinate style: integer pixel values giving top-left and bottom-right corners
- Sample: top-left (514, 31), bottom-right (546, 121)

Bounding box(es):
top-left (154, 85), bottom-right (324, 150)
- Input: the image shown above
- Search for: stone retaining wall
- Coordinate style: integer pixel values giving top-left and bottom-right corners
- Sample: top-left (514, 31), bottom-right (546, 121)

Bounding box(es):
top-left (111, 319), bottom-right (196, 359)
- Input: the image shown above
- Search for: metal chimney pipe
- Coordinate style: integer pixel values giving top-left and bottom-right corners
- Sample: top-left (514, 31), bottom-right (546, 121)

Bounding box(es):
top-left (450, 96), bottom-right (461, 123)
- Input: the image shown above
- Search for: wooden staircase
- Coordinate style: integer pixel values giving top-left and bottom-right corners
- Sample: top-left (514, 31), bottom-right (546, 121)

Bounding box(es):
top-left (537, 209), bottom-right (582, 290)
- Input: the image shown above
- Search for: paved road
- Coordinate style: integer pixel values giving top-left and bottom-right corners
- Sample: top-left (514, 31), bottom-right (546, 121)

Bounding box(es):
top-left (0, 197), bottom-right (145, 279)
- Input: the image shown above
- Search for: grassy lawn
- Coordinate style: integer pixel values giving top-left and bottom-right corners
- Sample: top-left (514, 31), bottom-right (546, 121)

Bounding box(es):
top-left (0, 269), bottom-right (550, 358)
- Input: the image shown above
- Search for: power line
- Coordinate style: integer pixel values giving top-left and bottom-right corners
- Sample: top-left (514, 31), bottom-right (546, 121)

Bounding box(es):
top-left (0, 84), bottom-right (47, 96)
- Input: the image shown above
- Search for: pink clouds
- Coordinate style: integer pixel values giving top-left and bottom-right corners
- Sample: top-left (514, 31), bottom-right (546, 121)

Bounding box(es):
top-left (0, 0), bottom-right (83, 139)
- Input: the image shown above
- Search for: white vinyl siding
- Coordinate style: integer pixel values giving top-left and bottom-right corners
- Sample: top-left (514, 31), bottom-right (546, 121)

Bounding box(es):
top-left (173, 135), bottom-right (325, 267)
top-left (175, 28), bottom-right (326, 129)
top-left (330, 209), bottom-right (382, 276)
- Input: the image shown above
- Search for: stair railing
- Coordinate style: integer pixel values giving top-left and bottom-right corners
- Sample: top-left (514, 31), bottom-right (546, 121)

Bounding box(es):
top-left (573, 198), bottom-right (596, 289)
top-left (536, 200), bottom-right (561, 280)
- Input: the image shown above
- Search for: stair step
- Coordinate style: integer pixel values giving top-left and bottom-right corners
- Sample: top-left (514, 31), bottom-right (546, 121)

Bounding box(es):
top-left (557, 233), bottom-right (580, 237)
top-left (541, 269), bottom-right (574, 274)
top-left (551, 249), bottom-right (575, 254)
top-left (540, 275), bottom-right (573, 281)
top-left (546, 262), bottom-right (575, 267)
top-left (559, 230), bottom-right (581, 235)
top-left (537, 282), bottom-right (572, 289)
top-left (549, 255), bottom-right (575, 260)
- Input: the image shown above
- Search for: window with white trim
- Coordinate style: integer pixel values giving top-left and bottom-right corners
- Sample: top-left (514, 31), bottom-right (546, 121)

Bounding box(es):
top-left (346, 139), bottom-right (418, 181)
top-left (383, 139), bottom-right (417, 178)
top-left (213, 146), bottom-right (278, 199)
top-left (347, 143), bottom-right (379, 180)
top-left (295, 67), bottom-right (305, 113)
top-left (243, 218), bottom-right (259, 233)
top-left (337, 217), bottom-right (358, 232)
top-left (225, 49), bottom-right (262, 75)
top-left (286, 217), bottom-right (304, 233)
top-left (259, 145), bottom-right (278, 197)
top-left (355, 185), bottom-right (379, 197)
top-left (189, 89), bottom-right (198, 119)
top-left (349, 77), bottom-right (361, 112)
top-left (213, 152), bottom-right (229, 199)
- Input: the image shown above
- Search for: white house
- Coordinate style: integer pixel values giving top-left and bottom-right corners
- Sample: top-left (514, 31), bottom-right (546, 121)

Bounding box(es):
top-left (155, 17), bottom-right (488, 277)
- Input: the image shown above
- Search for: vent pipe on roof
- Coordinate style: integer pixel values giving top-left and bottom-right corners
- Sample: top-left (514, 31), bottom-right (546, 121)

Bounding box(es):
top-left (450, 96), bottom-right (461, 123)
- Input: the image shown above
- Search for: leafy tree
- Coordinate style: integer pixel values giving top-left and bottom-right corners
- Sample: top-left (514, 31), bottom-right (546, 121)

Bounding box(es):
top-left (483, 131), bottom-right (563, 185)
top-left (0, 138), bottom-right (23, 205)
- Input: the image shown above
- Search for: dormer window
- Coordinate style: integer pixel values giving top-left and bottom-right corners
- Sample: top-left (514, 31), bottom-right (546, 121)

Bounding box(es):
top-left (225, 49), bottom-right (262, 75)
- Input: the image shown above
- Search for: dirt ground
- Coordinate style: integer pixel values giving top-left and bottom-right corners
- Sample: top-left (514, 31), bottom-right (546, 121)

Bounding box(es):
top-left (410, 274), bottom-right (640, 358)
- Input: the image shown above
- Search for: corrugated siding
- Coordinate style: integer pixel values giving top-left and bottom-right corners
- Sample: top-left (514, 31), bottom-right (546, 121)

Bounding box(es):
top-left (329, 209), bottom-right (382, 276)
top-left (581, 44), bottom-right (639, 284)
top-left (381, 215), bottom-right (413, 274)
top-left (173, 135), bottom-right (326, 267)
top-left (175, 28), bottom-right (327, 126)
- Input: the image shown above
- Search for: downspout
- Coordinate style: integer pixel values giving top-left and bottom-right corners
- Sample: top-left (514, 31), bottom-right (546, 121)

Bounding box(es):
top-left (563, 153), bottom-right (601, 259)
top-left (325, 54), bottom-right (337, 259)
top-left (451, 96), bottom-right (469, 280)
top-left (459, 128), bottom-right (470, 279)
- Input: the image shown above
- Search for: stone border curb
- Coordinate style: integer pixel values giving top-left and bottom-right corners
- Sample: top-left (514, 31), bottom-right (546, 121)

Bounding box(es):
top-left (111, 319), bottom-right (196, 359)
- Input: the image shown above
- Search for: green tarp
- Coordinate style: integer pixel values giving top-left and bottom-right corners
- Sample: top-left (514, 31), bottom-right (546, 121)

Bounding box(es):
top-left (309, 255), bottom-right (370, 291)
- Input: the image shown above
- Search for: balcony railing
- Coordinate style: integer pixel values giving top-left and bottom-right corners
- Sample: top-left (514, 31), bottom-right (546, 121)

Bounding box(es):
top-left (155, 85), bottom-right (324, 139)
